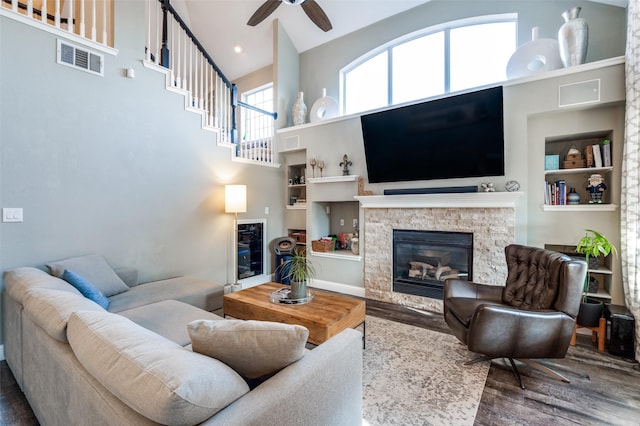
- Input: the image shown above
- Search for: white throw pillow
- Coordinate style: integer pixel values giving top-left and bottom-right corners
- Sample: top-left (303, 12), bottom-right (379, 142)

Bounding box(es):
top-left (188, 319), bottom-right (309, 379)
top-left (46, 254), bottom-right (130, 297)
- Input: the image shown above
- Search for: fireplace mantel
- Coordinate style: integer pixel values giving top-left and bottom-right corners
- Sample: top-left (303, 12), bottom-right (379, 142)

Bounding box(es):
top-left (355, 191), bottom-right (523, 209)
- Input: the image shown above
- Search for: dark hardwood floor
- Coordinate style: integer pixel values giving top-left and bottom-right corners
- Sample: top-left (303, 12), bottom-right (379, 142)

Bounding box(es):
top-left (1, 298), bottom-right (639, 425)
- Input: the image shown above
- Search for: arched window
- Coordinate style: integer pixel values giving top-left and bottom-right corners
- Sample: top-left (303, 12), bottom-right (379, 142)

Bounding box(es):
top-left (341, 14), bottom-right (517, 115)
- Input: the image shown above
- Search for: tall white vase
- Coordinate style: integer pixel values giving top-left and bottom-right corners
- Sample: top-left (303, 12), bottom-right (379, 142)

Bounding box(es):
top-left (292, 91), bottom-right (307, 126)
top-left (558, 6), bottom-right (588, 67)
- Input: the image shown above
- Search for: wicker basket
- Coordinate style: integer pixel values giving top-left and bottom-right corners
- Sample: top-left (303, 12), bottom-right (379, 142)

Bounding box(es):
top-left (289, 232), bottom-right (306, 243)
top-left (312, 239), bottom-right (335, 252)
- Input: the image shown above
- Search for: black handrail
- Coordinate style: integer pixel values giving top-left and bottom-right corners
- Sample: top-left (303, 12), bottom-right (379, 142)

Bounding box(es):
top-left (158, 0), bottom-right (277, 144)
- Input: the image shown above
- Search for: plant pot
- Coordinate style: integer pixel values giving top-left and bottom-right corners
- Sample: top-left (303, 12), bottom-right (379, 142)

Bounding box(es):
top-left (588, 257), bottom-right (601, 270)
top-left (576, 298), bottom-right (603, 327)
top-left (290, 280), bottom-right (307, 299)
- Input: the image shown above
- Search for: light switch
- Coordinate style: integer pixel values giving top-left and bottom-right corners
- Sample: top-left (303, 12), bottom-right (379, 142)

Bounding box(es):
top-left (340, 218), bottom-right (344, 226)
top-left (2, 208), bottom-right (23, 223)
top-left (264, 207), bottom-right (269, 215)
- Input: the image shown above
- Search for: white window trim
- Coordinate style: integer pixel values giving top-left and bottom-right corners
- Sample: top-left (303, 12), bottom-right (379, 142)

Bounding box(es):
top-left (339, 13), bottom-right (517, 114)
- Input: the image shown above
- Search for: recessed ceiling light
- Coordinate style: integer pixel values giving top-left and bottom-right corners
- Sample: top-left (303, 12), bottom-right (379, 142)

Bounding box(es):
top-left (234, 45), bottom-right (243, 54)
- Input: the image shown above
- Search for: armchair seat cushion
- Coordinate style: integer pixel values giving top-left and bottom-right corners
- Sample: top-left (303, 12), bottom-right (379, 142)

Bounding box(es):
top-left (446, 297), bottom-right (504, 327)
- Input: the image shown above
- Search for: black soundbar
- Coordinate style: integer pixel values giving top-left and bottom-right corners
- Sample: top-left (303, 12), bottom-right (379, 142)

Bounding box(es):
top-left (383, 186), bottom-right (478, 195)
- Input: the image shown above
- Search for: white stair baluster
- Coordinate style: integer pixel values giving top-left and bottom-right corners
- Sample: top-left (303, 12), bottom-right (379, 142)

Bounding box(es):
top-left (55, 0), bottom-right (60, 27)
top-left (101, 0), bottom-right (107, 45)
top-left (27, 0), bottom-right (32, 20)
top-left (41, 0), bottom-right (47, 23)
top-left (80, 0), bottom-right (85, 38)
top-left (68, 0), bottom-right (74, 33)
top-left (91, 0), bottom-right (96, 41)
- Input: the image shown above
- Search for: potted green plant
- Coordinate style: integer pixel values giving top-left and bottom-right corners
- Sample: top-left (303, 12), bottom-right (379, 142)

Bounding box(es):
top-left (276, 247), bottom-right (316, 299)
top-left (575, 229), bottom-right (617, 326)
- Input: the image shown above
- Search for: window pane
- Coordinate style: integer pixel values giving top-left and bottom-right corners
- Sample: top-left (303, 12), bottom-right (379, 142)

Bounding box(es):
top-left (242, 84), bottom-right (273, 142)
top-left (345, 51), bottom-right (388, 114)
top-left (450, 22), bottom-right (516, 92)
top-left (392, 32), bottom-right (444, 104)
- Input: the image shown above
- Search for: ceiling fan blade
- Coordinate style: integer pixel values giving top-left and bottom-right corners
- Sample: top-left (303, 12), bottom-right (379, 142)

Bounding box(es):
top-left (301, 0), bottom-right (332, 32)
top-left (247, 0), bottom-right (283, 27)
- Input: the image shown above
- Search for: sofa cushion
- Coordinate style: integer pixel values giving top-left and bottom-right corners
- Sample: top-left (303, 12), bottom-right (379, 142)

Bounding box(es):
top-left (119, 300), bottom-right (223, 346)
top-left (46, 254), bottom-right (130, 297)
top-left (4, 267), bottom-right (82, 304)
top-left (22, 288), bottom-right (104, 342)
top-left (107, 276), bottom-right (223, 313)
top-left (188, 319), bottom-right (309, 379)
top-left (62, 269), bottom-right (110, 309)
top-left (67, 310), bottom-right (249, 425)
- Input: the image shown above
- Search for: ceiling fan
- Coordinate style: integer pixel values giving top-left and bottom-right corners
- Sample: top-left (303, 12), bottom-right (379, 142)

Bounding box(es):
top-left (247, 0), bottom-right (333, 32)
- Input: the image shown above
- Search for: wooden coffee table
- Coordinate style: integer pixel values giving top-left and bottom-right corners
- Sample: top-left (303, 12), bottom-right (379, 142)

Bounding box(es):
top-left (223, 282), bottom-right (366, 345)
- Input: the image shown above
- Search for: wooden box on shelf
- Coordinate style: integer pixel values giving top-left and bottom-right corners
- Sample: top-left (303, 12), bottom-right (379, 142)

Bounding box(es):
top-left (289, 231), bottom-right (306, 243)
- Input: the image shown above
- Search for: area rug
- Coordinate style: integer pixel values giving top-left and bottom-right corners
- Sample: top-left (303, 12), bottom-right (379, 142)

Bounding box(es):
top-left (362, 315), bottom-right (490, 426)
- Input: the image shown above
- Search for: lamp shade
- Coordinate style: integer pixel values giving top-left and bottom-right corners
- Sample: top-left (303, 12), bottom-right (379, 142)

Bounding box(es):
top-left (225, 185), bottom-right (247, 214)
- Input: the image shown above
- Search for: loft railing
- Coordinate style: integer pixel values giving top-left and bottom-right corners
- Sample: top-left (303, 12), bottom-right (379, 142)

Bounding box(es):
top-left (147, 0), bottom-right (277, 164)
top-left (1, 0), bottom-right (114, 48)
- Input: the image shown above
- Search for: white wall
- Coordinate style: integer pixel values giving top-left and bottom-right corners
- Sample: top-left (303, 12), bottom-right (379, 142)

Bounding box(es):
top-left (0, 2), bottom-right (286, 344)
top-left (298, 0), bottom-right (626, 108)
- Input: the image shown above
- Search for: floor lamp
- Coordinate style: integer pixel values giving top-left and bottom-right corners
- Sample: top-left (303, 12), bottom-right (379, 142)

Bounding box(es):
top-left (225, 184), bottom-right (247, 292)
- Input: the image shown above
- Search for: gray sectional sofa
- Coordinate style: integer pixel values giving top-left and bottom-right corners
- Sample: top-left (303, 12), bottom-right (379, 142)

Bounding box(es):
top-left (2, 255), bottom-right (363, 425)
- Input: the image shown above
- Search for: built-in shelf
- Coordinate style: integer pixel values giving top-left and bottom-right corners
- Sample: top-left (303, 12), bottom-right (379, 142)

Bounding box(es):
top-left (307, 175), bottom-right (359, 184)
top-left (310, 250), bottom-right (362, 261)
top-left (541, 204), bottom-right (618, 211)
top-left (588, 267), bottom-right (613, 275)
top-left (286, 205), bottom-right (306, 210)
top-left (544, 166), bottom-right (613, 176)
top-left (584, 288), bottom-right (612, 300)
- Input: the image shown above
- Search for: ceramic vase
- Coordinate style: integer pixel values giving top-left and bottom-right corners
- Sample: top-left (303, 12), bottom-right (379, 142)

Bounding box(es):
top-left (290, 280), bottom-right (307, 299)
top-left (292, 92), bottom-right (307, 126)
top-left (558, 6), bottom-right (588, 67)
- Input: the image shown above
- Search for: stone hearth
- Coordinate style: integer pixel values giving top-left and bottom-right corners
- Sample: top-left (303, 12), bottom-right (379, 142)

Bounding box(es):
top-left (356, 192), bottom-right (521, 313)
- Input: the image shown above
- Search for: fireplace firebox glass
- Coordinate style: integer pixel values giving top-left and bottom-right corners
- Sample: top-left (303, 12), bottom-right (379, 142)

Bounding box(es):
top-left (393, 229), bottom-right (473, 300)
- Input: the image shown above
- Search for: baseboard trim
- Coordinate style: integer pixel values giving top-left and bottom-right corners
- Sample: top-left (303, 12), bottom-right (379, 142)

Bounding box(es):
top-left (309, 280), bottom-right (366, 298)
top-left (0, 344), bottom-right (5, 361)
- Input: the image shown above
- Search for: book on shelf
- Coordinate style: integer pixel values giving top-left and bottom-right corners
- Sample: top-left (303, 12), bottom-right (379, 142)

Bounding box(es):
top-left (592, 144), bottom-right (603, 168)
top-left (602, 141), bottom-right (612, 167)
top-left (544, 180), bottom-right (567, 205)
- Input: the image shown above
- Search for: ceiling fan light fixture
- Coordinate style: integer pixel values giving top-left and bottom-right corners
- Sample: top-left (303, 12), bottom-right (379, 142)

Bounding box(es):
top-left (284, 0), bottom-right (307, 5)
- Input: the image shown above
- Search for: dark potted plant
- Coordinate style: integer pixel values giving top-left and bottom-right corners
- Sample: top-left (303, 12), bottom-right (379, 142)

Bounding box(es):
top-left (276, 247), bottom-right (316, 299)
top-left (575, 229), bottom-right (617, 327)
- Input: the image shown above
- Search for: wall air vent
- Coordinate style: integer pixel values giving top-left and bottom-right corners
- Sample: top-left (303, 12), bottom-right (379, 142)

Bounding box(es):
top-left (57, 39), bottom-right (104, 76)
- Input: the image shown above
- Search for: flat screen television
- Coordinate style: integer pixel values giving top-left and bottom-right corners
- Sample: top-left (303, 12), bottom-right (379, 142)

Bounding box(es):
top-left (360, 86), bottom-right (504, 183)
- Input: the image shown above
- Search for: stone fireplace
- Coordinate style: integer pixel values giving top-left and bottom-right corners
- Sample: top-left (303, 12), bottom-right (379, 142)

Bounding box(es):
top-left (356, 192), bottom-right (521, 313)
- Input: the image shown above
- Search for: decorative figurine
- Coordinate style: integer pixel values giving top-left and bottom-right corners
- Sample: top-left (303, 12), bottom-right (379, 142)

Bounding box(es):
top-left (340, 154), bottom-right (352, 176)
top-left (480, 182), bottom-right (495, 192)
top-left (318, 160), bottom-right (325, 177)
top-left (587, 174), bottom-right (606, 203)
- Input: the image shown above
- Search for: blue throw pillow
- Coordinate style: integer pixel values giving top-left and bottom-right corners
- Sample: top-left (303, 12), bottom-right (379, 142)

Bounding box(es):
top-left (62, 269), bottom-right (110, 309)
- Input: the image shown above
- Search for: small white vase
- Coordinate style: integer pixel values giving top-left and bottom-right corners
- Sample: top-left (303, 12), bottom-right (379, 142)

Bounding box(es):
top-left (558, 6), bottom-right (588, 67)
top-left (292, 92), bottom-right (307, 126)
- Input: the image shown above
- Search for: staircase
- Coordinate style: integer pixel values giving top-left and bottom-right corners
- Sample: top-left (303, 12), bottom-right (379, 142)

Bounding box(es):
top-left (1, 0), bottom-right (276, 165)
top-left (144, 0), bottom-right (278, 166)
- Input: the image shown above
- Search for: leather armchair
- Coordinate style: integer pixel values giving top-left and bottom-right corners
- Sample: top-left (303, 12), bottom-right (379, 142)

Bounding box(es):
top-left (444, 244), bottom-right (587, 388)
